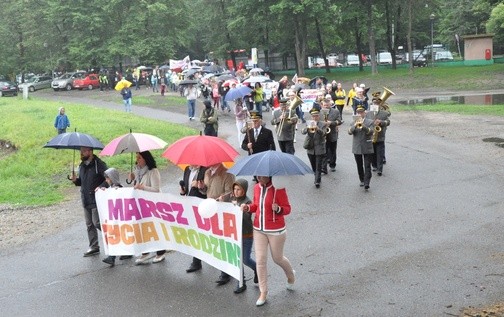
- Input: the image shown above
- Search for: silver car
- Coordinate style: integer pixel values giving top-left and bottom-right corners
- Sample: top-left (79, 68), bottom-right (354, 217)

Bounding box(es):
top-left (19, 75), bottom-right (53, 92)
top-left (51, 72), bottom-right (86, 91)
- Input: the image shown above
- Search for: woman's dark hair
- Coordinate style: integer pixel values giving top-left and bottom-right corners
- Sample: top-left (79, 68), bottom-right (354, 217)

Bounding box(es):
top-left (139, 150), bottom-right (157, 170)
top-left (255, 82), bottom-right (262, 88)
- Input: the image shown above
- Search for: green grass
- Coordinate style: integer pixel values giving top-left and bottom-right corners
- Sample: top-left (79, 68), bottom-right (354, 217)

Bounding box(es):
top-left (0, 97), bottom-right (196, 206)
top-left (279, 63), bottom-right (504, 91)
top-left (393, 103), bottom-right (504, 116)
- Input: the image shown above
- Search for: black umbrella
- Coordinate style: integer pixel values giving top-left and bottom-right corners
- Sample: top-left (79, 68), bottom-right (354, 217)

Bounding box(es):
top-left (203, 65), bottom-right (223, 73)
top-left (44, 130), bottom-right (104, 179)
top-left (309, 76), bottom-right (328, 88)
top-left (179, 79), bottom-right (198, 85)
top-left (217, 74), bottom-right (235, 81)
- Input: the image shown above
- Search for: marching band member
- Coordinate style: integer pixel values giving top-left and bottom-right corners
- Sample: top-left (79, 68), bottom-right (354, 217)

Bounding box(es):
top-left (368, 94), bottom-right (391, 176)
top-left (301, 105), bottom-right (326, 188)
top-left (348, 105), bottom-right (374, 190)
top-left (271, 98), bottom-right (298, 154)
top-left (241, 111), bottom-right (276, 155)
top-left (320, 99), bottom-right (343, 173)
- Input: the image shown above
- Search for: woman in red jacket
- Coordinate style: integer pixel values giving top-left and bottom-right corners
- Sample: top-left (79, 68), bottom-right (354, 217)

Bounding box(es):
top-left (241, 176), bottom-right (295, 306)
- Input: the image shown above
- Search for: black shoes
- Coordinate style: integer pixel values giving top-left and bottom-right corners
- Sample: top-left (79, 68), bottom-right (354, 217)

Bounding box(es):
top-left (364, 185), bottom-right (370, 190)
top-left (315, 183), bottom-right (320, 188)
top-left (234, 284), bottom-right (247, 294)
top-left (216, 274), bottom-right (231, 285)
top-left (83, 248), bottom-right (100, 257)
top-left (102, 256), bottom-right (115, 266)
top-left (186, 262), bottom-right (202, 273)
top-left (119, 255), bottom-right (133, 260)
top-left (359, 182), bottom-right (365, 187)
top-left (377, 172), bottom-right (382, 176)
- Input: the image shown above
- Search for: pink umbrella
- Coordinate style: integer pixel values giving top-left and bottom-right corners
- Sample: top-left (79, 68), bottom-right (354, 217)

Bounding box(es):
top-left (100, 130), bottom-right (168, 183)
top-left (100, 132), bottom-right (167, 156)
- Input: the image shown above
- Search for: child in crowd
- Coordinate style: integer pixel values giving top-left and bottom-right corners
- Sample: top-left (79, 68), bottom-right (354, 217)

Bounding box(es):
top-left (219, 179), bottom-right (258, 293)
top-left (100, 168), bottom-right (133, 266)
top-left (54, 107), bottom-right (70, 134)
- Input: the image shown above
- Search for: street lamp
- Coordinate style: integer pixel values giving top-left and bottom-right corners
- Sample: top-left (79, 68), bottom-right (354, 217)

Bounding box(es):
top-left (430, 13), bottom-right (435, 67)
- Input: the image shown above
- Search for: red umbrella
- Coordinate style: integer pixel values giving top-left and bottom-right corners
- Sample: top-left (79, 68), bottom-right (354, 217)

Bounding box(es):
top-left (161, 135), bottom-right (239, 168)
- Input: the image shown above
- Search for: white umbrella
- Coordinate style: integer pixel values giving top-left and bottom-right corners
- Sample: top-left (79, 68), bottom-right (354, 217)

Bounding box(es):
top-left (249, 67), bottom-right (263, 73)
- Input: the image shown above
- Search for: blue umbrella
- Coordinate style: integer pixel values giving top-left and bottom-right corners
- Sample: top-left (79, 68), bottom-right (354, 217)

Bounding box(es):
top-left (44, 130), bottom-right (104, 179)
top-left (228, 150), bottom-right (312, 177)
top-left (224, 86), bottom-right (253, 101)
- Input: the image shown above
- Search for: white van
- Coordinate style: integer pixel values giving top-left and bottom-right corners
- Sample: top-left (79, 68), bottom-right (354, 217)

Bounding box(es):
top-left (377, 52), bottom-right (393, 65)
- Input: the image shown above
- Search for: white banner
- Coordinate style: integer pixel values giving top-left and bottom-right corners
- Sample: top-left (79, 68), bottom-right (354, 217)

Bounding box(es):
top-left (96, 188), bottom-right (243, 281)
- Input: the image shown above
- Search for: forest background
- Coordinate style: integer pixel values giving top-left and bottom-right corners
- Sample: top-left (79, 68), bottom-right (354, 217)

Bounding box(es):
top-left (1, 0), bottom-right (503, 79)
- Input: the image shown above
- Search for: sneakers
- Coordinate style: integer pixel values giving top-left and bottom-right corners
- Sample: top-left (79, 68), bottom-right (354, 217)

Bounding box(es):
top-left (152, 254), bottom-right (166, 263)
top-left (83, 248), bottom-right (100, 257)
top-left (135, 253), bottom-right (155, 265)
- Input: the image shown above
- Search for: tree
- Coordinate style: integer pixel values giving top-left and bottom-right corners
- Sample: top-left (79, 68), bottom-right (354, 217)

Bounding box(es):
top-left (486, 3), bottom-right (504, 53)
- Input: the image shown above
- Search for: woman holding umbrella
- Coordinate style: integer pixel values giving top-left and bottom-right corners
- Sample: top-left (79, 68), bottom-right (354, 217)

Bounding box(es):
top-left (240, 176), bottom-right (295, 306)
top-left (128, 150), bottom-right (167, 265)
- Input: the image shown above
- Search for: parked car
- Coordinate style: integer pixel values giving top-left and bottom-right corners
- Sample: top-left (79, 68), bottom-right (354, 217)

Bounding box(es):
top-left (377, 51), bottom-right (393, 65)
top-left (405, 50), bottom-right (427, 67)
top-left (434, 50), bottom-right (454, 61)
top-left (19, 75), bottom-right (53, 92)
top-left (51, 72), bottom-right (86, 91)
top-left (72, 74), bottom-right (100, 90)
top-left (346, 54), bottom-right (360, 66)
top-left (0, 81), bottom-right (19, 97)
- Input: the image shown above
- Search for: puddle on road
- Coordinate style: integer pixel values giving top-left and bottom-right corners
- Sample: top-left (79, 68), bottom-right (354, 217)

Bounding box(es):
top-left (482, 137), bottom-right (504, 148)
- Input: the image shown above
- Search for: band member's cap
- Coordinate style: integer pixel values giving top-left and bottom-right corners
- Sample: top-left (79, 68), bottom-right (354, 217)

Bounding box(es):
top-left (250, 111), bottom-right (262, 120)
top-left (324, 94), bottom-right (332, 100)
top-left (279, 98), bottom-right (289, 104)
top-left (309, 104), bottom-right (321, 115)
top-left (356, 105), bottom-right (366, 112)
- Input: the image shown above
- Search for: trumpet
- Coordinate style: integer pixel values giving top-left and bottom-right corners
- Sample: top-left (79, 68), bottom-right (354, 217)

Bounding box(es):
top-left (354, 117), bottom-right (364, 129)
top-left (307, 120), bottom-right (317, 133)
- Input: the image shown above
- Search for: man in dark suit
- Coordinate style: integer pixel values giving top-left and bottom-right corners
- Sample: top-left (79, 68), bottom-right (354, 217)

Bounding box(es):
top-left (180, 165), bottom-right (208, 273)
top-left (241, 111), bottom-right (276, 155)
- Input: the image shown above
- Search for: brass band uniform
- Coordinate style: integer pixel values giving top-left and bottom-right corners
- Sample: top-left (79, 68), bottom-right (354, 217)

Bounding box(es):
top-left (348, 105), bottom-right (374, 190)
top-left (271, 98), bottom-right (298, 154)
top-left (301, 106), bottom-right (327, 188)
top-left (368, 95), bottom-right (391, 176)
top-left (320, 99), bottom-right (343, 173)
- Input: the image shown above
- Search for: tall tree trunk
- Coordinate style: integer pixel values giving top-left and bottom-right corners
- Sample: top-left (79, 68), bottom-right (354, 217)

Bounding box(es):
top-left (367, 0), bottom-right (377, 75)
top-left (406, 0), bottom-right (413, 73)
top-left (314, 17), bottom-right (330, 73)
top-left (293, 15), bottom-right (307, 76)
top-left (219, 0), bottom-right (236, 70)
top-left (385, 0), bottom-right (397, 69)
top-left (354, 17), bottom-right (364, 72)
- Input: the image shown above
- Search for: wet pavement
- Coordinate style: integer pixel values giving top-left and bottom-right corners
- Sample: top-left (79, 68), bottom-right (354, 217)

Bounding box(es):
top-left (1, 88), bottom-right (504, 316)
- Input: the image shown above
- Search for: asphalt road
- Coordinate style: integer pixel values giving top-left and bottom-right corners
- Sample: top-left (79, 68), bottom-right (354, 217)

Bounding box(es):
top-left (1, 89), bottom-right (503, 316)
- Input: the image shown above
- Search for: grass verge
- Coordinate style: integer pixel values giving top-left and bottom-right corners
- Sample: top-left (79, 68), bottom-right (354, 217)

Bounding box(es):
top-left (0, 97), bottom-right (195, 206)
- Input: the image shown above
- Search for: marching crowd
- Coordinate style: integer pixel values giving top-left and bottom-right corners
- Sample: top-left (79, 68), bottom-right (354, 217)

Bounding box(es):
top-left (68, 72), bottom-right (391, 308)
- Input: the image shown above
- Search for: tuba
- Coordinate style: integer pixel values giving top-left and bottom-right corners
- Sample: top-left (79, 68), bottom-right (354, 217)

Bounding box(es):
top-left (277, 95), bottom-right (302, 136)
top-left (379, 87), bottom-right (395, 108)
top-left (372, 87), bottom-right (395, 143)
